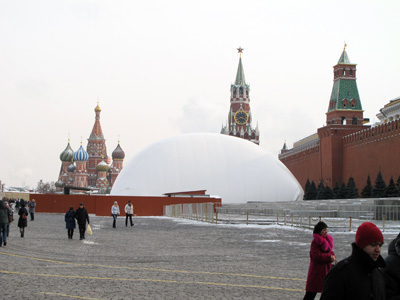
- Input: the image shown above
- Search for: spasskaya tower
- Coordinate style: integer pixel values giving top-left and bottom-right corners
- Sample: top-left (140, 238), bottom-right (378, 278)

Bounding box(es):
top-left (221, 47), bottom-right (260, 145)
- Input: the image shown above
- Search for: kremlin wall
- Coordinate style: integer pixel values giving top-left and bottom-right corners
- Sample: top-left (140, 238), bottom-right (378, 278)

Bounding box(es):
top-left (279, 46), bottom-right (400, 191)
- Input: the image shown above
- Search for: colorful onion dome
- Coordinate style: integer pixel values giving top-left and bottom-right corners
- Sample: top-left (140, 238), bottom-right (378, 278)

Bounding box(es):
top-left (73, 145), bottom-right (89, 162)
top-left (60, 140), bottom-right (74, 162)
top-left (112, 143), bottom-right (125, 160)
top-left (96, 159), bottom-right (109, 172)
top-left (55, 180), bottom-right (65, 188)
top-left (67, 163), bottom-right (76, 173)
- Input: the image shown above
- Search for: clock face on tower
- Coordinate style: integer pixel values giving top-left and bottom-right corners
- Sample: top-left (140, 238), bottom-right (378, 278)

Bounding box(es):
top-left (234, 111), bottom-right (249, 125)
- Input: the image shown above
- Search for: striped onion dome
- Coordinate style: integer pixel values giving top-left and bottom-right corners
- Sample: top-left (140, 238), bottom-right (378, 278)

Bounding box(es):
top-left (73, 145), bottom-right (89, 162)
top-left (60, 141), bottom-right (74, 162)
top-left (112, 143), bottom-right (125, 160)
top-left (96, 159), bottom-right (109, 172)
top-left (67, 163), bottom-right (76, 172)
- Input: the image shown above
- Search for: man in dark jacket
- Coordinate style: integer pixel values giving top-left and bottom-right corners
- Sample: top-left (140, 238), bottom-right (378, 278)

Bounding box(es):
top-left (74, 203), bottom-right (89, 240)
top-left (321, 222), bottom-right (386, 300)
top-left (383, 233), bottom-right (400, 300)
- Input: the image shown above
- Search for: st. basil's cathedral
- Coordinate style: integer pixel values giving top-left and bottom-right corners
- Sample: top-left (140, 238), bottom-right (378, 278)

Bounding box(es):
top-left (56, 103), bottom-right (125, 194)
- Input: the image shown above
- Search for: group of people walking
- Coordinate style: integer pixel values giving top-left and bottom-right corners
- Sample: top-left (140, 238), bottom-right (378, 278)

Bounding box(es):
top-left (111, 200), bottom-right (134, 228)
top-left (0, 198), bottom-right (37, 246)
top-left (64, 200), bottom-right (134, 240)
top-left (64, 203), bottom-right (90, 240)
top-left (304, 220), bottom-right (400, 300)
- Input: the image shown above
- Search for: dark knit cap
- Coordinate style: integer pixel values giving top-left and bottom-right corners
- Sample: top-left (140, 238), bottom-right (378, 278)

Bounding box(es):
top-left (355, 222), bottom-right (384, 249)
top-left (313, 221), bottom-right (328, 234)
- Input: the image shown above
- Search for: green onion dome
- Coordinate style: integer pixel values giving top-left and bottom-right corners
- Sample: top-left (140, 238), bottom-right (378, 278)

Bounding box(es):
top-left (60, 140), bottom-right (74, 162)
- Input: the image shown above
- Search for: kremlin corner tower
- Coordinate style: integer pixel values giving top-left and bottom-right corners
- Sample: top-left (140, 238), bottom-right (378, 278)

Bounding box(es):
top-left (221, 48), bottom-right (260, 145)
top-left (56, 103), bottom-right (125, 194)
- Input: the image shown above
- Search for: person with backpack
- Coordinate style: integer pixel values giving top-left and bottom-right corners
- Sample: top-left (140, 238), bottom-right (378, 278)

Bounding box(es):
top-left (18, 202), bottom-right (28, 238)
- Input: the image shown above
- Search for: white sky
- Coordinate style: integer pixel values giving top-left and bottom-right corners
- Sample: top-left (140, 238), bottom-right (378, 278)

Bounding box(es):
top-left (1, 0), bottom-right (399, 188)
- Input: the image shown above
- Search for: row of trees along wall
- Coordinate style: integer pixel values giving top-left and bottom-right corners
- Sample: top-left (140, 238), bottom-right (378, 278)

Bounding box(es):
top-left (304, 171), bottom-right (400, 200)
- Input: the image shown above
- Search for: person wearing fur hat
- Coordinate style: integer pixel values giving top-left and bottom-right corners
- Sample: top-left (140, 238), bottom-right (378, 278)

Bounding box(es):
top-left (303, 222), bottom-right (336, 300)
top-left (383, 233), bottom-right (400, 299)
top-left (321, 222), bottom-right (386, 300)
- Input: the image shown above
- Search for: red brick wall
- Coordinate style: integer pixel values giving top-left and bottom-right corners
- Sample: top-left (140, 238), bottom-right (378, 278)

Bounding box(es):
top-left (279, 145), bottom-right (320, 189)
top-left (280, 121), bottom-right (400, 191)
top-left (343, 121), bottom-right (400, 188)
top-left (28, 194), bottom-right (221, 216)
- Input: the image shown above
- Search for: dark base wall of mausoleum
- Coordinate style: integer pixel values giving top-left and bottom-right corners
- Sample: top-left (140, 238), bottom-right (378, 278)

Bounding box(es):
top-left (28, 194), bottom-right (221, 216)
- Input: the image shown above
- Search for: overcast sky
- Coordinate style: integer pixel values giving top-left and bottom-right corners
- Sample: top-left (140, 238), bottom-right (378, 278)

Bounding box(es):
top-left (1, 0), bottom-right (399, 188)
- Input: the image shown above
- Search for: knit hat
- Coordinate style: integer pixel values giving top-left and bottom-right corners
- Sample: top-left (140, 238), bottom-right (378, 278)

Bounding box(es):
top-left (355, 222), bottom-right (384, 249)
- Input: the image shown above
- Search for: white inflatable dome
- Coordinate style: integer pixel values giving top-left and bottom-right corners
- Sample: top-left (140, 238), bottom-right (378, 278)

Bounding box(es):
top-left (111, 133), bottom-right (304, 203)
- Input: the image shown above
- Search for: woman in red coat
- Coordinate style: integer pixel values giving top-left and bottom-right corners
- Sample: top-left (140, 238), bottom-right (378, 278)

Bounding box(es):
top-left (303, 222), bottom-right (336, 300)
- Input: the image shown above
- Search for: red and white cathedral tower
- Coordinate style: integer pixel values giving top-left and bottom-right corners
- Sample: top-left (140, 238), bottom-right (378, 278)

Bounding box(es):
top-left (86, 102), bottom-right (108, 187)
top-left (221, 48), bottom-right (260, 145)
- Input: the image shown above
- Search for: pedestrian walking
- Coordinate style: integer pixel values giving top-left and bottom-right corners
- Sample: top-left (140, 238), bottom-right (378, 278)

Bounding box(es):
top-left (321, 222), bottom-right (386, 300)
top-left (111, 201), bottom-right (120, 228)
top-left (383, 232), bottom-right (400, 299)
top-left (17, 203), bottom-right (28, 238)
top-left (3, 199), bottom-right (13, 237)
top-left (28, 199), bottom-right (36, 221)
top-left (0, 200), bottom-right (9, 246)
top-left (74, 203), bottom-right (89, 240)
top-left (303, 222), bottom-right (336, 300)
top-left (124, 200), bottom-right (134, 227)
top-left (15, 198), bottom-right (20, 213)
top-left (65, 207), bottom-right (76, 239)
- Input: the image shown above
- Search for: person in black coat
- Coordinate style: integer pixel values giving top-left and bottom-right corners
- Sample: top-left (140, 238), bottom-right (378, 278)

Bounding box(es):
top-left (74, 203), bottom-right (89, 240)
top-left (321, 222), bottom-right (386, 300)
top-left (65, 207), bottom-right (76, 239)
top-left (383, 233), bottom-right (400, 300)
top-left (17, 203), bottom-right (28, 238)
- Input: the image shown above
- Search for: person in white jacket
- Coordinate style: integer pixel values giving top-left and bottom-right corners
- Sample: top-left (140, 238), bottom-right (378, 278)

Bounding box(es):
top-left (111, 201), bottom-right (120, 228)
top-left (124, 200), bottom-right (134, 227)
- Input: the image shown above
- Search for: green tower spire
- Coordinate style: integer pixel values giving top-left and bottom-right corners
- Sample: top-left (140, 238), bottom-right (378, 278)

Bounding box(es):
top-left (234, 47), bottom-right (246, 86)
top-left (328, 44), bottom-right (362, 112)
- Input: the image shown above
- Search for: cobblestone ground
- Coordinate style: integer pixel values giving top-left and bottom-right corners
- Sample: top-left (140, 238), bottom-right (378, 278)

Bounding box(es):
top-left (0, 213), bottom-right (397, 300)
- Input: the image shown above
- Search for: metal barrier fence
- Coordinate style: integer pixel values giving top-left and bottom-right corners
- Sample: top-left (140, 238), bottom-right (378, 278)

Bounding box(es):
top-left (164, 203), bottom-right (216, 223)
top-left (164, 199), bottom-right (400, 232)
